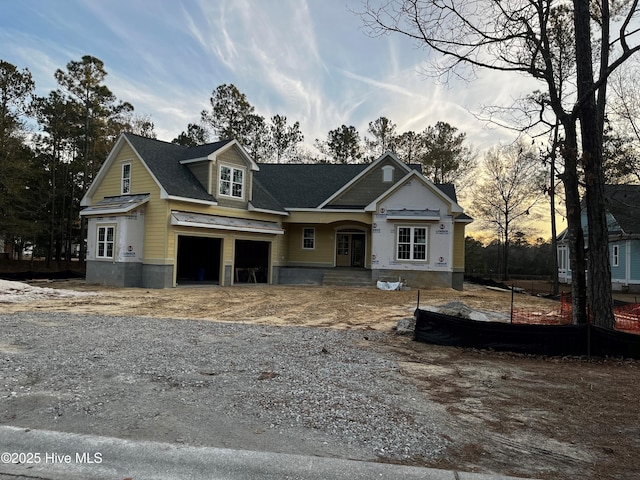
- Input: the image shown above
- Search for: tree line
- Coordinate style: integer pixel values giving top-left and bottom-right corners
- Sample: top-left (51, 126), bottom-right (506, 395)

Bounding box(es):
top-left (465, 235), bottom-right (556, 279)
top-left (0, 58), bottom-right (478, 265)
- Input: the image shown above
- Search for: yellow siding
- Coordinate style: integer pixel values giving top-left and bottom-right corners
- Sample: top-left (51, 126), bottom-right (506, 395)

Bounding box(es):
top-left (286, 224), bottom-right (335, 265)
top-left (453, 222), bottom-right (466, 268)
top-left (168, 199), bottom-right (282, 223)
top-left (91, 142), bottom-right (169, 262)
top-left (217, 148), bottom-right (247, 167)
top-left (286, 211), bottom-right (372, 225)
top-left (272, 232), bottom-right (287, 267)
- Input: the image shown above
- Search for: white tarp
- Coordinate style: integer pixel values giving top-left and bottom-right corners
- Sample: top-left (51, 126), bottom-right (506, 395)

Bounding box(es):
top-left (377, 280), bottom-right (402, 291)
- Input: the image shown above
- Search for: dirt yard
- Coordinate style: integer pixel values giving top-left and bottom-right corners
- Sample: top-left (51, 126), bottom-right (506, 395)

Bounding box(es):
top-left (2, 280), bottom-right (638, 479)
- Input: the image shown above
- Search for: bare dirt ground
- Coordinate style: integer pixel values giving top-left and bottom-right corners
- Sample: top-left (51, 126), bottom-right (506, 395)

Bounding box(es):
top-left (2, 279), bottom-right (639, 479)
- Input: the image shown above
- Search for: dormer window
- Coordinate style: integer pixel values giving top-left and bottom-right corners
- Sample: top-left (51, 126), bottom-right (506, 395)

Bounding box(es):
top-left (382, 165), bottom-right (394, 183)
top-left (122, 163), bottom-right (131, 194)
top-left (219, 165), bottom-right (244, 199)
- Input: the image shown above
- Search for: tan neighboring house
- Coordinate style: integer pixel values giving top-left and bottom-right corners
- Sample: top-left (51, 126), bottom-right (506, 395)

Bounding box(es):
top-left (80, 133), bottom-right (472, 289)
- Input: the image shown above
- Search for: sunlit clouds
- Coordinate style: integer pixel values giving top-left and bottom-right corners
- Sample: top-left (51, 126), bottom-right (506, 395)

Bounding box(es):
top-left (1, 0), bottom-right (525, 152)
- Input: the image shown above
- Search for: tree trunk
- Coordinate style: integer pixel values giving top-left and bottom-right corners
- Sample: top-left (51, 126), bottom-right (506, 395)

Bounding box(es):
top-left (549, 124), bottom-right (560, 296)
top-left (560, 122), bottom-right (588, 324)
top-left (573, 0), bottom-right (615, 329)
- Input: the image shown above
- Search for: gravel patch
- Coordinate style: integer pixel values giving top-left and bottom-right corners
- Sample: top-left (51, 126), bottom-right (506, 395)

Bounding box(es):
top-left (0, 312), bottom-right (449, 463)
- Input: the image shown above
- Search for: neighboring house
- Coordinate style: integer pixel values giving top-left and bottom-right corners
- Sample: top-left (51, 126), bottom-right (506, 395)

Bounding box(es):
top-left (80, 133), bottom-right (472, 289)
top-left (558, 184), bottom-right (640, 292)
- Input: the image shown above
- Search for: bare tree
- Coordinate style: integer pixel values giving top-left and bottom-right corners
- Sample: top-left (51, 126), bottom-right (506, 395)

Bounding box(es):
top-left (472, 141), bottom-right (545, 280)
top-left (360, 0), bottom-right (640, 327)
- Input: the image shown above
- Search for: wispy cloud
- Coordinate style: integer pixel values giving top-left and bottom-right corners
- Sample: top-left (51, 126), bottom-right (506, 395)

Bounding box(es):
top-left (0, 0), bottom-right (527, 154)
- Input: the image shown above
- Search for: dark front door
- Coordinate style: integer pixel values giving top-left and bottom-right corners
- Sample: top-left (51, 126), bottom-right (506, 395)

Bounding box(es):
top-left (351, 235), bottom-right (365, 267)
top-left (336, 232), bottom-right (366, 267)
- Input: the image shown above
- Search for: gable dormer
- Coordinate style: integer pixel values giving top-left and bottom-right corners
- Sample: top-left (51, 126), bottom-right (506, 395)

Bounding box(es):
top-left (179, 140), bottom-right (259, 209)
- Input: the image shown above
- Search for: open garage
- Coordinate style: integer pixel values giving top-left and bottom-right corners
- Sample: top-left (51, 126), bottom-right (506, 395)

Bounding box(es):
top-left (234, 240), bottom-right (270, 283)
top-left (176, 236), bottom-right (222, 284)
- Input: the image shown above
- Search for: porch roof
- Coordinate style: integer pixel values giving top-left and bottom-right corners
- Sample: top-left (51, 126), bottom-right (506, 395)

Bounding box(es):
top-left (171, 211), bottom-right (284, 235)
top-left (80, 194), bottom-right (150, 216)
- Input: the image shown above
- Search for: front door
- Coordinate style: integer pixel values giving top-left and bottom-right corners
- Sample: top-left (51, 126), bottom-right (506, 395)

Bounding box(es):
top-left (336, 233), bottom-right (351, 267)
top-left (336, 232), bottom-right (366, 267)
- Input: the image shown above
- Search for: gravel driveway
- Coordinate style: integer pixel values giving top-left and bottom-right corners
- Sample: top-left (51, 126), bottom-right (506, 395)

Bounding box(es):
top-left (0, 312), bottom-right (449, 463)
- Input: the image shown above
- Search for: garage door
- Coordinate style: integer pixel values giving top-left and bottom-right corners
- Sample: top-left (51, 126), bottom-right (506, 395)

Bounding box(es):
top-left (234, 240), bottom-right (269, 283)
top-left (177, 236), bottom-right (222, 284)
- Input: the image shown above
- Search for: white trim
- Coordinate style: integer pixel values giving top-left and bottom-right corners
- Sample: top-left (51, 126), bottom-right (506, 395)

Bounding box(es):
top-left (121, 162), bottom-right (131, 195)
top-left (163, 194), bottom-right (218, 206)
top-left (302, 227), bottom-right (315, 250)
top-left (218, 164), bottom-right (246, 200)
top-left (179, 157), bottom-right (210, 164)
top-left (248, 204), bottom-right (289, 216)
top-left (80, 195), bottom-right (150, 217)
top-left (286, 208), bottom-right (366, 213)
top-left (81, 207), bottom-right (137, 216)
top-left (96, 224), bottom-right (116, 260)
top-left (318, 152), bottom-right (411, 208)
top-left (396, 225), bottom-right (429, 262)
top-left (212, 140), bottom-right (260, 171)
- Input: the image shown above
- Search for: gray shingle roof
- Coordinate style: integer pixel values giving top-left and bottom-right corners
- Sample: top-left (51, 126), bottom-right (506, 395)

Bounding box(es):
top-left (254, 164), bottom-right (369, 208)
top-left (121, 133), bottom-right (460, 212)
top-left (604, 185), bottom-right (640, 235)
top-left (124, 133), bottom-right (231, 202)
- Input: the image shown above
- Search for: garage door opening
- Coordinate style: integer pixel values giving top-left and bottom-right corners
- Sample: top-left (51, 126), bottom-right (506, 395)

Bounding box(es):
top-left (177, 236), bottom-right (222, 284)
top-left (234, 240), bottom-right (270, 283)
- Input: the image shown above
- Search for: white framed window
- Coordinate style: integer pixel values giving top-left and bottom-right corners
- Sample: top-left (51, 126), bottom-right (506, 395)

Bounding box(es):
top-left (219, 165), bottom-right (244, 199)
top-left (97, 225), bottom-right (115, 259)
top-left (302, 228), bottom-right (315, 249)
top-left (612, 245), bottom-right (619, 267)
top-left (397, 226), bottom-right (427, 261)
top-left (121, 163), bottom-right (131, 194)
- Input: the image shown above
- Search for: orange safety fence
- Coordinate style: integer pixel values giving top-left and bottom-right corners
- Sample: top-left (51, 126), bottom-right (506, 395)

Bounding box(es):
top-left (511, 292), bottom-right (640, 334)
top-left (510, 291), bottom-right (572, 325)
top-left (614, 303), bottom-right (640, 334)
top-left (511, 307), bottom-right (572, 325)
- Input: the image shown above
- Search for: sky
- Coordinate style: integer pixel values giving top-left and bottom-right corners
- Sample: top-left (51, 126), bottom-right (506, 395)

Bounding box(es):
top-left (0, 0), bottom-right (541, 154)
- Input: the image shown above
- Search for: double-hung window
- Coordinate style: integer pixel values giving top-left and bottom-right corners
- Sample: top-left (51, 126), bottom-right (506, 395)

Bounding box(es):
top-left (303, 228), bottom-right (315, 249)
top-left (612, 245), bottom-right (619, 267)
top-left (97, 226), bottom-right (115, 259)
top-left (219, 165), bottom-right (244, 199)
top-left (122, 163), bottom-right (131, 194)
top-left (397, 226), bottom-right (427, 261)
